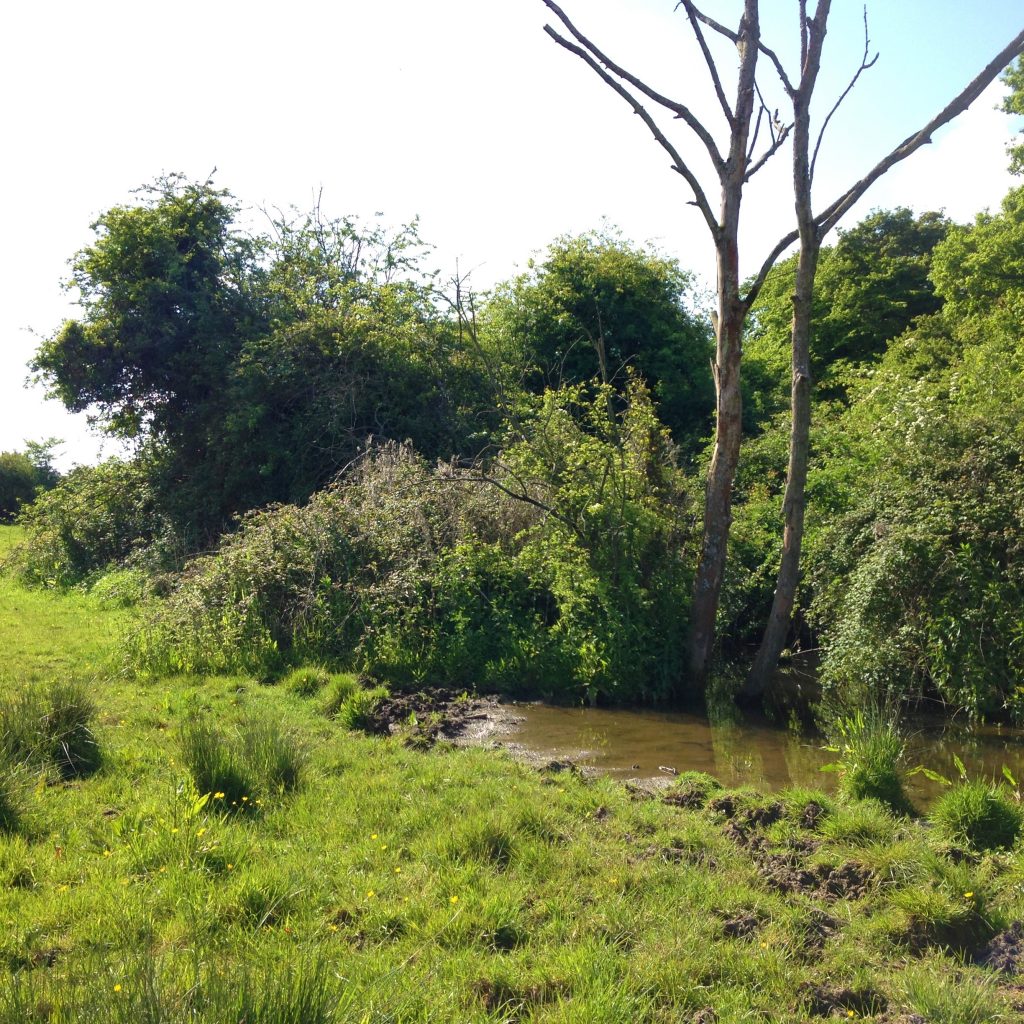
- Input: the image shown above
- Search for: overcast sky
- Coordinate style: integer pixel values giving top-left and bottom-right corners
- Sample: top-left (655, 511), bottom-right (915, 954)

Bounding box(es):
top-left (2, 0), bottom-right (1022, 468)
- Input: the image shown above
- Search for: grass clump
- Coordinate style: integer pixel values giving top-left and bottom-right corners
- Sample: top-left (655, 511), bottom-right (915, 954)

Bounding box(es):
top-left (929, 780), bottom-right (1023, 852)
top-left (336, 685), bottom-right (389, 733)
top-left (283, 665), bottom-right (332, 697)
top-left (320, 673), bottom-right (359, 718)
top-left (823, 706), bottom-right (913, 814)
top-left (180, 715), bottom-right (306, 805)
top-left (0, 680), bottom-right (100, 779)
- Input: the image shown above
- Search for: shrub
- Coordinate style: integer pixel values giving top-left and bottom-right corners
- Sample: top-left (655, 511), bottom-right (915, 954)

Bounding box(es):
top-left (0, 452), bottom-right (38, 522)
top-left (132, 383), bottom-right (694, 705)
top-left (11, 458), bottom-right (172, 587)
top-left (929, 780), bottom-right (1023, 852)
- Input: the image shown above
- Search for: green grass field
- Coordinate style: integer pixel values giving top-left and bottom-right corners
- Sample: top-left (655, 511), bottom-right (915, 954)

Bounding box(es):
top-left (0, 524), bottom-right (1021, 1023)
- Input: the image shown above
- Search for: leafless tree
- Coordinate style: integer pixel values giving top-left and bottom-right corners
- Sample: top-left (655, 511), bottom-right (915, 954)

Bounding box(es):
top-left (542, 0), bottom-right (1024, 692)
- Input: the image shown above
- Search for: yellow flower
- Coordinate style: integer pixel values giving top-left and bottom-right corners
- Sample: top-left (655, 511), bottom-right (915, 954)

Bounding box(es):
top-left (847, 1012), bottom-right (855, 1019)
top-left (113, 984), bottom-right (122, 993)
top-left (371, 833), bottom-right (378, 840)
top-left (366, 889), bottom-right (376, 899)
top-left (449, 895), bottom-right (459, 905)
top-left (964, 891), bottom-right (974, 899)
top-left (241, 796), bottom-right (249, 802)
top-left (159, 867), bottom-right (167, 874)
top-left (328, 924), bottom-right (338, 932)
top-left (213, 792), bottom-right (225, 800)
top-left (394, 867), bottom-right (401, 874)
top-left (380, 844), bottom-right (387, 851)
top-left (196, 828), bottom-right (207, 837)
top-left (171, 828), bottom-right (179, 834)
top-left (102, 849), bottom-right (112, 857)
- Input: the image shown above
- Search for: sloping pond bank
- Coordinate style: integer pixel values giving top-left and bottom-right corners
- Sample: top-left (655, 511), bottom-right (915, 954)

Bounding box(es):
top-left (368, 690), bottom-right (1024, 808)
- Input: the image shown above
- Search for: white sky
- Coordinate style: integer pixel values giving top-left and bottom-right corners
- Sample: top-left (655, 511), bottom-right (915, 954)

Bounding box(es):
top-left (2, 0), bottom-right (1022, 468)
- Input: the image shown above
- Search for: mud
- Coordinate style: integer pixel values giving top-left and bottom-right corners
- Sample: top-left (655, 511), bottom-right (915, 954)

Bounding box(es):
top-left (721, 912), bottom-right (762, 939)
top-left (797, 982), bottom-right (886, 1017)
top-left (976, 920), bottom-right (1024, 974)
top-left (365, 689), bottom-right (514, 747)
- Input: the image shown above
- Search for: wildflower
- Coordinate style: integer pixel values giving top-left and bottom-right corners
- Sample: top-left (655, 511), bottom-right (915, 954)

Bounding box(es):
top-left (159, 867), bottom-right (167, 874)
top-left (171, 828), bottom-right (179, 834)
top-left (227, 864), bottom-right (234, 870)
top-left (394, 867), bottom-right (401, 874)
top-left (847, 1013), bottom-right (855, 1019)
top-left (366, 889), bottom-right (376, 898)
top-left (213, 792), bottom-right (225, 800)
top-left (241, 796), bottom-right (249, 802)
top-left (380, 844), bottom-right (387, 851)
top-left (102, 849), bottom-right (112, 857)
top-left (449, 895), bottom-right (459, 905)
top-left (113, 984), bottom-right (122, 993)
top-left (196, 828), bottom-right (207, 837)
top-left (964, 891), bottom-right (974, 899)
top-left (328, 924), bottom-right (338, 932)
top-left (371, 833), bottom-right (378, 840)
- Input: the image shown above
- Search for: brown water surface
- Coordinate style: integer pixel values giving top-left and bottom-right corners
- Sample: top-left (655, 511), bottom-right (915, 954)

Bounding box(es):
top-left (498, 704), bottom-right (1024, 806)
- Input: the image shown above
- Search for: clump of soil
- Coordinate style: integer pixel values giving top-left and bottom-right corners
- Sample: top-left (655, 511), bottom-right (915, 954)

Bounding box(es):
top-left (707, 794), bottom-right (739, 818)
top-left (721, 912), bottom-right (761, 939)
top-left (800, 801), bottom-right (827, 830)
top-left (691, 1008), bottom-right (718, 1024)
top-left (663, 786), bottom-right (709, 810)
top-left (976, 921), bottom-right (1024, 974)
top-left (759, 855), bottom-right (872, 901)
top-left (366, 689), bottom-right (502, 747)
top-left (797, 982), bottom-right (886, 1017)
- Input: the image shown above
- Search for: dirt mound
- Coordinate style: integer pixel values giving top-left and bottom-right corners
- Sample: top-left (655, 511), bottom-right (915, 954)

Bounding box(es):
top-left (976, 921), bottom-right (1024, 974)
top-left (797, 982), bottom-right (886, 1017)
top-left (368, 689), bottom-right (502, 747)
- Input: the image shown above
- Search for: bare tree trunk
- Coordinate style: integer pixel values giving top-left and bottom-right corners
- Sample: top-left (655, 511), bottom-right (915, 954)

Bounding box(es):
top-left (744, 241), bottom-right (818, 693)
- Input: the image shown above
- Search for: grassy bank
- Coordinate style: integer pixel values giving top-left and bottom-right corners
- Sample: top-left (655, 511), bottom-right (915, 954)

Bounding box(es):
top-left (0, 527), bottom-right (1022, 1022)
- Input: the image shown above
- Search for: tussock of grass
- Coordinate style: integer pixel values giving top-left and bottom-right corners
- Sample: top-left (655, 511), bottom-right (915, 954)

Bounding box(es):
top-left (929, 780), bottom-right (1024, 852)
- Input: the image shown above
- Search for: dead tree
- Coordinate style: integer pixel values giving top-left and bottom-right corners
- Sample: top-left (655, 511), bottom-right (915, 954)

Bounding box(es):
top-left (745, 5), bottom-right (1024, 695)
top-left (542, 1), bottom-right (1024, 693)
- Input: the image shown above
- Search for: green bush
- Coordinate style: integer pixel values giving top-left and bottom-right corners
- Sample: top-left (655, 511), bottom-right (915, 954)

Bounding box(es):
top-left (929, 780), bottom-right (1023, 852)
top-left (132, 383), bottom-right (694, 704)
top-left (0, 453), bottom-right (38, 523)
top-left (11, 458), bottom-right (172, 587)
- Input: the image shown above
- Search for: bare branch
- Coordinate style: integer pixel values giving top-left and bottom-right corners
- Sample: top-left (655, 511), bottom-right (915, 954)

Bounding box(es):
top-left (543, 24), bottom-right (720, 239)
top-left (452, 461), bottom-right (588, 543)
top-left (742, 227), bottom-right (800, 311)
top-left (747, 103), bottom-right (765, 163)
top-left (543, 1), bottom-right (725, 170)
top-left (677, 0), bottom-right (734, 125)
top-left (815, 26), bottom-right (1024, 236)
top-left (684, 0), bottom-right (796, 96)
top-left (745, 121), bottom-right (793, 180)
top-left (809, 6), bottom-right (878, 183)
top-left (800, 0), bottom-right (808, 71)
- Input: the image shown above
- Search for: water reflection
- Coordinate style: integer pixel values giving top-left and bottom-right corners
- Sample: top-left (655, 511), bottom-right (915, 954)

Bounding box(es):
top-left (501, 704), bottom-right (1024, 807)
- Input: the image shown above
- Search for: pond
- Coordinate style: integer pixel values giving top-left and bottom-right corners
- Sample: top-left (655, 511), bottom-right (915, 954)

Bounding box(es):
top-left (493, 703), bottom-right (1024, 807)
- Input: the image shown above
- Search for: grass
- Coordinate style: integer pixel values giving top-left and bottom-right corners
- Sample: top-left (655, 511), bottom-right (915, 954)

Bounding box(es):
top-left (0, 525), bottom-right (1021, 1021)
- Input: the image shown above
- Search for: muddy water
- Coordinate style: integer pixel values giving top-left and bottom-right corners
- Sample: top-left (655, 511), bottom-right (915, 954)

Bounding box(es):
top-left (496, 704), bottom-right (1024, 806)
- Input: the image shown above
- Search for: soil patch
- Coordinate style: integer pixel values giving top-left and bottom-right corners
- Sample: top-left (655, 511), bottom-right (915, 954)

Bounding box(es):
top-left (976, 921), bottom-right (1024, 974)
top-left (797, 983), bottom-right (886, 1017)
top-left (366, 689), bottom-right (512, 747)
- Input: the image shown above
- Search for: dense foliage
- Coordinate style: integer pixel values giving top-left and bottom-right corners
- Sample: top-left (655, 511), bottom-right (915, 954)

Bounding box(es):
top-left (13, 166), bottom-right (1024, 715)
top-left (482, 230), bottom-right (714, 451)
top-left (131, 384), bottom-right (693, 703)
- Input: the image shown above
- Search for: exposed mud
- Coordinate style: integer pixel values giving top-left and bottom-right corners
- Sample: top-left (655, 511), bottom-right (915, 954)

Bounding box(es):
top-left (365, 689), bottom-right (517, 748)
top-left (797, 982), bottom-right (886, 1017)
top-left (976, 921), bottom-right (1024, 974)
top-left (721, 911), bottom-right (762, 939)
